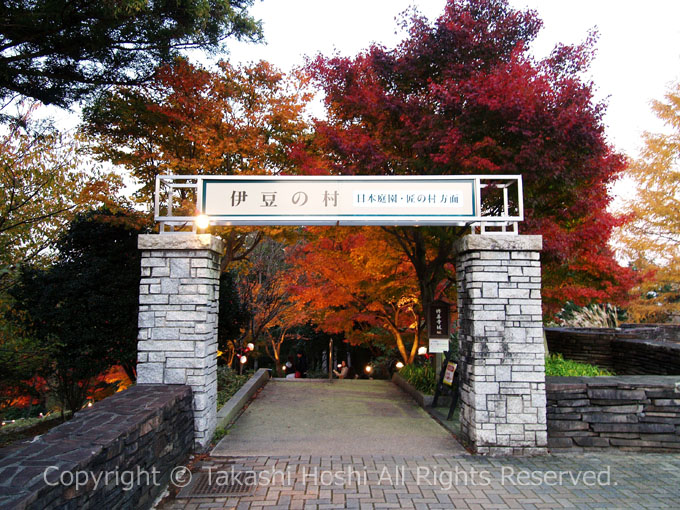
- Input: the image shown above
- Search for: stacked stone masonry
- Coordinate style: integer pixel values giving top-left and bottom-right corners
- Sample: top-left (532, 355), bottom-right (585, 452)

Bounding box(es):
top-left (454, 235), bottom-right (547, 455)
top-left (547, 376), bottom-right (680, 452)
top-left (137, 234), bottom-right (224, 449)
top-left (0, 385), bottom-right (193, 510)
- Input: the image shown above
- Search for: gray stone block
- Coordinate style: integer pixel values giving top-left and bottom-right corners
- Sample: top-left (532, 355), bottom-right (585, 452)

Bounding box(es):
top-left (164, 368), bottom-right (187, 384)
top-left (139, 294), bottom-right (168, 305)
top-left (454, 235), bottom-right (542, 253)
top-left (139, 233), bottom-right (225, 253)
top-left (150, 327), bottom-right (180, 340)
top-left (137, 363), bottom-right (164, 384)
top-left (170, 258), bottom-right (191, 278)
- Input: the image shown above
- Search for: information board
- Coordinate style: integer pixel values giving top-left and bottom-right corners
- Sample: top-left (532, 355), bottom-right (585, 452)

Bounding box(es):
top-left (200, 176), bottom-right (476, 226)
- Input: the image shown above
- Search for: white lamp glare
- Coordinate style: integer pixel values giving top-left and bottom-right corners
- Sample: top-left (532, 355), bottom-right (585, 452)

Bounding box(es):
top-left (417, 346), bottom-right (428, 356)
top-left (195, 214), bottom-right (210, 230)
top-left (240, 355), bottom-right (248, 364)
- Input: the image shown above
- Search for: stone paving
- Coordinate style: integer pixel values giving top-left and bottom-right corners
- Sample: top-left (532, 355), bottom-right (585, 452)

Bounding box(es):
top-left (156, 380), bottom-right (680, 509)
top-left (211, 380), bottom-right (465, 457)
top-left (158, 452), bottom-right (680, 509)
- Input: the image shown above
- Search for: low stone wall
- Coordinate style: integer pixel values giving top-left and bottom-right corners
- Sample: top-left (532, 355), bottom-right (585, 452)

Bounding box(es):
top-left (545, 328), bottom-right (617, 369)
top-left (547, 376), bottom-right (680, 452)
top-left (612, 338), bottom-right (680, 375)
top-left (619, 323), bottom-right (680, 343)
top-left (545, 327), bottom-right (680, 375)
top-left (215, 368), bottom-right (270, 430)
top-left (0, 385), bottom-right (193, 510)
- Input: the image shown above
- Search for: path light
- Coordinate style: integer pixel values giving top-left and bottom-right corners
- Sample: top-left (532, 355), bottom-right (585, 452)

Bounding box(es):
top-left (195, 214), bottom-right (210, 230)
top-left (417, 346), bottom-right (428, 356)
top-left (395, 361), bottom-right (404, 369)
top-left (240, 355), bottom-right (248, 364)
top-left (365, 365), bottom-right (373, 374)
top-left (87, 402), bottom-right (93, 408)
top-left (246, 342), bottom-right (255, 351)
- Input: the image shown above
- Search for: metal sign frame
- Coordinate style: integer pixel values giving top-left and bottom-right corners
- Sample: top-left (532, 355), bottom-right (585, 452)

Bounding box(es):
top-left (154, 174), bottom-right (524, 233)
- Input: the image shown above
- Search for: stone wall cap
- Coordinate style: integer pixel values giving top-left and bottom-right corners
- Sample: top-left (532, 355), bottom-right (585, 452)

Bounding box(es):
top-left (138, 233), bottom-right (225, 253)
top-left (454, 234), bottom-right (542, 253)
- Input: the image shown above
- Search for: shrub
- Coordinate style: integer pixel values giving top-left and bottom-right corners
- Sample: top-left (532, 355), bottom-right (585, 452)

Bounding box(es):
top-left (557, 302), bottom-right (623, 328)
top-left (216, 367), bottom-right (252, 409)
top-left (545, 353), bottom-right (614, 376)
top-left (399, 363), bottom-right (437, 395)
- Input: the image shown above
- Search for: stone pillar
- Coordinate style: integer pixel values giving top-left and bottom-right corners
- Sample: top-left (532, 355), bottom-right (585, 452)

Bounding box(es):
top-left (454, 235), bottom-right (547, 455)
top-left (136, 234), bottom-right (223, 450)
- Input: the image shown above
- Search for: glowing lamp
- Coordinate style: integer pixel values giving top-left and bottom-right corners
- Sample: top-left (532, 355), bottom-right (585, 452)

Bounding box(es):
top-left (395, 361), bottom-right (404, 369)
top-left (240, 355), bottom-right (248, 364)
top-left (417, 346), bottom-right (428, 356)
top-left (365, 365), bottom-right (373, 374)
top-left (195, 214), bottom-right (210, 230)
top-left (247, 342), bottom-right (255, 351)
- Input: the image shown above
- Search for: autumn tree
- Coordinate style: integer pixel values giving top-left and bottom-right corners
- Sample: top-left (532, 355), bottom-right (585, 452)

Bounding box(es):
top-left (287, 227), bottom-right (426, 364)
top-left (231, 238), bottom-right (307, 374)
top-left (305, 0), bottom-right (635, 318)
top-left (0, 103), bottom-right (123, 291)
top-left (82, 57), bottom-right (312, 266)
top-left (0, 0), bottom-right (262, 107)
top-left (618, 81), bottom-right (680, 322)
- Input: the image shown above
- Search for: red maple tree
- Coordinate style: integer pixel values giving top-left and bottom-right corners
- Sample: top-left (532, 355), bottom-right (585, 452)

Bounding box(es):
top-left (302, 0), bottom-right (636, 317)
top-left (287, 227), bottom-right (425, 364)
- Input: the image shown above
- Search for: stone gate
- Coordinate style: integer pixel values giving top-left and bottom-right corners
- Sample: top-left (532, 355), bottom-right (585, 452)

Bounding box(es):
top-left (136, 175), bottom-right (547, 454)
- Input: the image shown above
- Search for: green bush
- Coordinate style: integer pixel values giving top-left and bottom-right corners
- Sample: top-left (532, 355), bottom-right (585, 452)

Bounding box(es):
top-left (399, 363), bottom-right (437, 395)
top-left (216, 367), bottom-right (252, 409)
top-left (545, 353), bottom-right (614, 376)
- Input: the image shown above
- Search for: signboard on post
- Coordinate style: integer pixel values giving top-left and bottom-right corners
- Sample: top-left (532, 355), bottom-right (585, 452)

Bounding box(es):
top-left (443, 362), bottom-right (457, 386)
top-left (428, 300), bottom-right (450, 353)
top-left (154, 174), bottom-right (525, 233)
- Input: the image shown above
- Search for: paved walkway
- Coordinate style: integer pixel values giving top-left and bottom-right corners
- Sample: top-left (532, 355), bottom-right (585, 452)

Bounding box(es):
top-left (212, 380), bottom-right (465, 457)
top-left (159, 453), bottom-right (680, 509)
top-left (157, 380), bottom-right (680, 510)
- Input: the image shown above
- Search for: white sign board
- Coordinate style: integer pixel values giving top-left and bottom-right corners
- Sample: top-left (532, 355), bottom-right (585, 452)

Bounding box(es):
top-left (429, 338), bottom-right (449, 353)
top-left (200, 176), bottom-right (476, 226)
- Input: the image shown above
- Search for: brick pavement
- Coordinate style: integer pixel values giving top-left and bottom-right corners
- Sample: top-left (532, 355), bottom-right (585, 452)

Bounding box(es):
top-left (157, 452), bottom-right (680, 509)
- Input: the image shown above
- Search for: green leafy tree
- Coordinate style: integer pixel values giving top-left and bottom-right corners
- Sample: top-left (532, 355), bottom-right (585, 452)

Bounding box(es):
top-left (0, 0), bottom-right (262, 107)
top-left (9, 208), bottom-right (149, 415)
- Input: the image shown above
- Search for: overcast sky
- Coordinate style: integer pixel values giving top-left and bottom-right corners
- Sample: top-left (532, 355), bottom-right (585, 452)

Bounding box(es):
top-left (225, 0), bottom-right (680, 160)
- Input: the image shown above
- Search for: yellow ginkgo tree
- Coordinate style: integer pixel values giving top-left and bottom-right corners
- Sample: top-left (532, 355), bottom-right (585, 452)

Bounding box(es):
top-left (619, 81), bottom-right (680, 322)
